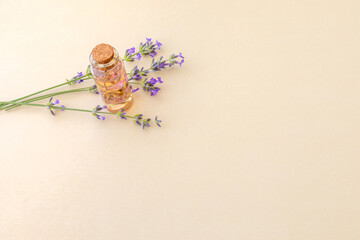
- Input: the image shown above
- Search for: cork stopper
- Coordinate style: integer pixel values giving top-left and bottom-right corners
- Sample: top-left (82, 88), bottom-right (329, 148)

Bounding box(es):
top-left (91, 43), bottom-right (114, 64)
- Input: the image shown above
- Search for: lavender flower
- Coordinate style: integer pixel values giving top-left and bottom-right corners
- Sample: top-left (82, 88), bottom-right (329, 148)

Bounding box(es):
top-left (132, 114), bottom-right (151, 129)
top-left (73, 72), bottom-right (84, 83)
top-left (156, 77), bottom-right (163, 83)
top-left (177, 53), bottom-right (185, 67)
top-left (176, 52), bottom-right (184, 59)
top-left (60, 105), bottom-right (65, 111)
top-left (168, 53), bottom-right (185, 67)
top-left (46, 97), bottom-right (60, 115)
top-left (92, 105), bottom-right (106, 120)
top-left (130, 74), bottom-right (141, 81)
top-left (134, 114), bottom-right (143, 126)
top-left (66, 71), bottom-right (85, 85)
top-left (147, 78), bottom-right (157, 85)
top-left (128, 66), bottom-right (149, 81)
top-left (155, 40), bottom-right (162, 50)
top-left (131, 87), bottom-right (139, 93)
top-left (126, 47), bottom-right (136, 55)
top-left (150, 57), bottom-right (166, 71)
top-left (149, 51), bottom-right (157, 58)
top-left (135, 53), bottom-right (141, 60)
top-left (155, 116), bottom-right (162, 127)
top-left (142, 118), bottom-right (151, 129)
top-left (150, 88), bottom-right (160, 96)
top-left (151, 55), bottom-right (186, 71)
top-left (141, 77), bottom-right (163, 96)
top-left (89, 84), bottom-right (99, 94)
top-left (116, 109), bottom-right (127, 120)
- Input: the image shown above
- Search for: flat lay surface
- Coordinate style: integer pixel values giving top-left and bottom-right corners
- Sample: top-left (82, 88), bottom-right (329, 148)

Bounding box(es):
top-left (0, 0), bottom-right (360, 239)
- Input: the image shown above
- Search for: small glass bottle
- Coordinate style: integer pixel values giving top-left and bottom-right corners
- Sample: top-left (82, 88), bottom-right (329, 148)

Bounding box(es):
top-left (89, 43), bottom-right (133, 113)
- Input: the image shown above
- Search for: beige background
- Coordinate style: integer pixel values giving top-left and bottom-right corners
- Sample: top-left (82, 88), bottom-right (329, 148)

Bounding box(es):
top-left (0, 0), bottom-right (360, 239)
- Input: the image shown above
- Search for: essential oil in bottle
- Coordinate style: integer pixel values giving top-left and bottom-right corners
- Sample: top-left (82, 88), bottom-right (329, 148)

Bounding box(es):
top-left (90, 43), bottom-right (133, 113)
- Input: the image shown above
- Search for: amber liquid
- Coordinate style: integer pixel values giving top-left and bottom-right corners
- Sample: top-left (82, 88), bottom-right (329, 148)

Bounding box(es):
top-left (92, 60), bottom-right (133, 113)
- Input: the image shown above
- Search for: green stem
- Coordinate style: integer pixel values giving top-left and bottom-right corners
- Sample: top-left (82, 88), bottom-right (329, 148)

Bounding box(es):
top-left (128, 82), bottom-right (143, 85)
top-left (0, 101), bottom-right (136, 119)
top-left (0, 75), bottom-right (91, 108)
top-left (123, 50), bottom-right (142, 62)
top-left (3, 88), bottom-right (89, 111)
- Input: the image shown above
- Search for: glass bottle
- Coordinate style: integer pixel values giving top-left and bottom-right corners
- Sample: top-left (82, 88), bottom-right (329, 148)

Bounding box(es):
top-left (89, 43), bottom-right (133, 113)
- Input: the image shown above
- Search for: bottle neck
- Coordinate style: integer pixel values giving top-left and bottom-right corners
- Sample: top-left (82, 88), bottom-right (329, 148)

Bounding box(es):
top-left (89, 48), bottom-right (120, 70)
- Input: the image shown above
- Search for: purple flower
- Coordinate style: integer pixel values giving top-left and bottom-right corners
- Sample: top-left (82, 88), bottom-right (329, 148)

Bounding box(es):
top-left (155, 116), bottom-right (162, 127)
top-left (134, 53), bottom-right (141, 60)
top-left (90, 84), bottom-right (99, 94)
top-left (76, 72), bottom-right (83, 78)
top-left (146, 38), bottom-right (152, 43)
top-left (117, 109), bottom-right (127, 120)
top-left (159, 62), bottom-right (165, 69)
top-left (60, 105), bottom-right (65, 111)
top-left (176, 52), bottom-right (184, 59)
top-left (132, 66), bottom-right (138, 73)
top-left (141, 77), bottom-right (162, 96)
top-left (46, 97), bottom-right (61, 116)
top-left (134, 113), bottom-right (143, 126)
top-left (126, 47), bottom-right (136, 55)
top-left (70, 72), bottom-right (84, 84)
top-left (92, 105), bottom-right (106, 120)
top-left (149, 51), bottom-right (157, 58)
top-left (131, 87), bottom-right (139, 93)
top-left (147, 77), bottom-right (157, 85)
top-left (129, 74), bottom-right (141, 81)
top-left (166, 53), bottom-right (185, 68)
top-left (151, 57), bottom-right (168, 71)
top-left (150, 88), bottom-right (160, 96)
top-left (147, 77), bottom-right (163, 85)
top-left (155, 40), bottom-right (162, 50)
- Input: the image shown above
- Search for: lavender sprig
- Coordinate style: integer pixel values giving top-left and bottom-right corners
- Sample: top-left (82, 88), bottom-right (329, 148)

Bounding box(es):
top-left (123, 38), bottom-right (162, 62)
top-left (127, 53), bottom-right (185, 82)
top-left (151, 53), bottom-right (184, 71)
top-left (0, 100), bottom-right (161, 129)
